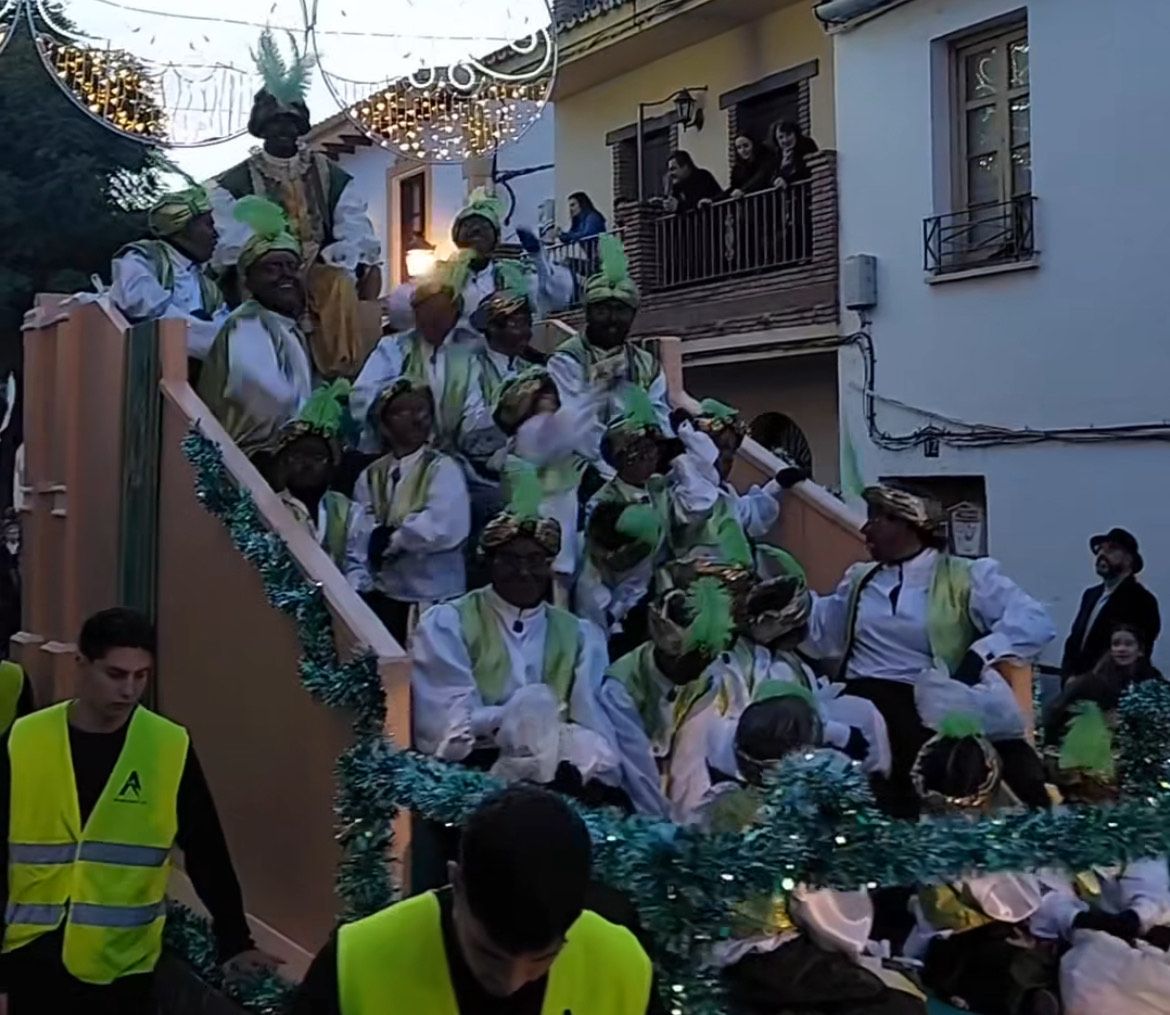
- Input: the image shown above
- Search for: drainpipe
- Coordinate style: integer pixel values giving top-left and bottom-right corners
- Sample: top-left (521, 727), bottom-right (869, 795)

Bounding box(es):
top-left (814, 0), bottom-right (915, 30)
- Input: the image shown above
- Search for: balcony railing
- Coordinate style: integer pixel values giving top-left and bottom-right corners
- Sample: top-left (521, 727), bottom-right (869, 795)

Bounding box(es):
top-left (647, 182), bottom-right (813, 291)
top-left (545, 230), bottom-right (625, 307)
top-left (924, 195), bottom-right (1036, 276)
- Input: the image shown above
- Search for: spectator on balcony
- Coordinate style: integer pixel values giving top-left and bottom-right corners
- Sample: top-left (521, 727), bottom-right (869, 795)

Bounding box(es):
top-left (354, 380), bottom-right (470, 644)
top-left (352, 256), bottom-right (489, 456)
top-left (198, 197), bottom-right (313, 458)
top-left (771, 121), bottom-right (818, 187)
top-left (663, 151), bottom-right (723, 214)
top-left (772, 121), bottom-right (818, 261)
top-left (559, 192), bottom-right (608, 245)
top-left (728, 135), bottom-right (777, 199)
top-left (109, 185), bottom-right (228, 365)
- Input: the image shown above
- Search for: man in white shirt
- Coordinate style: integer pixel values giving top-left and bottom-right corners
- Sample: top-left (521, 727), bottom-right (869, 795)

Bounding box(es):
top-left (110, 186), bottom-right (229, 361)
top-left (805, 483), bottom-right (1055, 817)
top-left (197, 198), bottom-right (313, 457)
top-left (353, 380), bottom-right (470, 645)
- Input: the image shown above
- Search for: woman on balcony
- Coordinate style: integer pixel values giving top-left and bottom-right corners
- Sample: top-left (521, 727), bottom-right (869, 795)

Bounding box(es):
top-left (559, 192), bottom-right (608, 245)
top-left (728, 135), bottom-right (777, 199)
top-left (771, 121), bottom-right (819, 261)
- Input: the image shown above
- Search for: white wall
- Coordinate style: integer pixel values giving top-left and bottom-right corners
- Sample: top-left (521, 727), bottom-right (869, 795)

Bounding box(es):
top-left (334, 146), bottom-right (394, 291)
top-left (834, 0), bottom-right (1170, 666)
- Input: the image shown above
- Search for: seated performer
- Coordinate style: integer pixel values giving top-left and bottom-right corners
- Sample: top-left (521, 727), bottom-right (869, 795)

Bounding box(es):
top-left (671, 399), bottom-right (807, 569)
top-left (270, 382), bottom-right (369, 581)
top-left (290, 785), bottom-right (655, 1015)
top-left (805, 483), bottom-right (1055, 817)
top-left (492, 377), bottom-right (599, 604)
top-left (351, 257), bottom-right (487, 455)
top-left (548, 234), bottom-right (671, 479)
top-left (410, 466), bottom-right (616, 768)
top-left (353, 380), bottom-right (470, 644)
top-left (904, 717), bottom-right (1060, 1015)
top-left (109, 185), bottom-right (227, 360)
top-left (577, 391), bottom-right (675, 657)
top-left (1031, 705), bottom-right (1170, 1015)
top-left (386, 188), bottom-right (572, 334)
top-left (697, 689), bottom-right (926, 1015)
top-left (198, 197), bottom-right (313, 456)
top-left (211, 30), bottom-right (381, 380)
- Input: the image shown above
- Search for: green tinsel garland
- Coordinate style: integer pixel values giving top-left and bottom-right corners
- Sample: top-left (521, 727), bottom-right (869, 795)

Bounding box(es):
top-left (181, 426), bottom-right (1170, 1015)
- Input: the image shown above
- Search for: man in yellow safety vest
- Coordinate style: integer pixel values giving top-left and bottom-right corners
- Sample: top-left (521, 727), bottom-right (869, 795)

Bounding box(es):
top-left (291, 784), bottom-right (660, 1015)
top-left (0, 608), bottom-right (277, 1013)
top-left (0, 658), bottom-right (31, 737)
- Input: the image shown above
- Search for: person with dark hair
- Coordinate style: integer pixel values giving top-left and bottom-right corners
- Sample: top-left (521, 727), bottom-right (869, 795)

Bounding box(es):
top-left (771, 121), bottom-right (819, 187)
top-left (1061, 526), bottom-right (1161, 679)
top-left (728, 135), bottom-right (777, 199)
top-left (0, 608), bottom-right (274, 1014)
top-left (770, 121), bottom-right (819, 261)
top-left (291, 785), bottom-right (656, 1014)
top-left (664, 151), bottom-right (723, 214)
top-left (903, 717), bottom-right (1059, 1015)
top-left (805, 484), bottom-right (1055, 818)
top-left (559, 191), bottom-right (608, 244)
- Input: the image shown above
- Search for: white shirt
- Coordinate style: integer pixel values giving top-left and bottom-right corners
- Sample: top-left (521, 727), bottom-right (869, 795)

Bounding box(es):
top-left (410, 589), bottom-right (614, 760)
top-left (279, 490), bottom-right (373, 595)
top-left (109, 243), bottom-right (228, 359)
top-left (805, 548), bottom-right (1056, 684)
top-left (353, 447), bottom-right (470, 603)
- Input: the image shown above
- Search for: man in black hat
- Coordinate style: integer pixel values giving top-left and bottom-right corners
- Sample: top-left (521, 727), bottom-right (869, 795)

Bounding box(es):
top-left (1061, 527), bottom-right (1160, 679)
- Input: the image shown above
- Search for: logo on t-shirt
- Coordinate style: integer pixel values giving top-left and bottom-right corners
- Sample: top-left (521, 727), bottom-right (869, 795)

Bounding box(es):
top-left (116, 769), bottom-right (143, 802)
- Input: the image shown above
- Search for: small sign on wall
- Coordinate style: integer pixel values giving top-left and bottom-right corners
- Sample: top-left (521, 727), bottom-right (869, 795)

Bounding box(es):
top-left (948, 500), bottom-right (987, 558)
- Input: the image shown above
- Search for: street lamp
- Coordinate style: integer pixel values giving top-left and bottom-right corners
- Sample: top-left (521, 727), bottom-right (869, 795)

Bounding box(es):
top-left (405, 233), bottom-right (437, 280)
top-left (637, 86), bottom-right (708, 202)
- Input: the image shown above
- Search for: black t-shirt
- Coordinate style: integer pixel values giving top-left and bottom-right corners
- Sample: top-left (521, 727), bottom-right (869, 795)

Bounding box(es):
top-left (290, 888), bottom-right (662, 1015)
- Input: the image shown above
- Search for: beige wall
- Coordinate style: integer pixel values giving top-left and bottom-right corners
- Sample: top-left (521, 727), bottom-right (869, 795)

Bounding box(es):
top-left (555, 3), bottom-right (835, 222)
top-left (685, 352), bottom-right (840, 489)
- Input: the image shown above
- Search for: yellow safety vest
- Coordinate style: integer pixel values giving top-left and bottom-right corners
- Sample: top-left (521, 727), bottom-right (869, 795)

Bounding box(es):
top-left (3, 702), bottom-right (189, 984)
top-left (0, 660), bottom-right (26, 734)
top-left (338, 891), bottom-right (654, 1015)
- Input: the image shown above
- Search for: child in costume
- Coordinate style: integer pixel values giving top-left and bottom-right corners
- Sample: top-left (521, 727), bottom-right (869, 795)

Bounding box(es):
top-left (903, 715), bottom-right (1060, 1015)
top-left (353, 379), bottom-right (470, 643)
top-left (697, 686), bottom-right (927, 1015)
top-left (576, 388), bottom-right (677, 657)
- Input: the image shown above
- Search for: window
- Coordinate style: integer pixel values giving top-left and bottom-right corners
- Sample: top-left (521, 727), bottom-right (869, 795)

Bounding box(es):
top-left (954, 24), bottom-right (1030, 212)
top-left (398, 172), bottom-right (426, 281)
top-left (736, 84), bottom-right (801, 148)
top-left (616, 127), bottom-right (673, 202)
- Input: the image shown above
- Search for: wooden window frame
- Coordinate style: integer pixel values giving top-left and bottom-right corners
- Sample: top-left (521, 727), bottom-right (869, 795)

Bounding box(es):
top-left (396, 169), bottom-right (428, 285)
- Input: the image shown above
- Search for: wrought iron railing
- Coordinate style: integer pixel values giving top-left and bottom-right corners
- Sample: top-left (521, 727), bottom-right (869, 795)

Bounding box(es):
top-left (647, 182), bottom-right (813, 291)
top-left (545, 230), bottom-right (623, 306)
top-left (924, 195), bottom-right (1036, 275)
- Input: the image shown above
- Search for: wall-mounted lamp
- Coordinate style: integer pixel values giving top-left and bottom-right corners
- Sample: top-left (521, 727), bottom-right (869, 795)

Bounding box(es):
top-left (405, 233), bottom-right (437, 280)
top-left (637, 86), bottom-right (708, 201)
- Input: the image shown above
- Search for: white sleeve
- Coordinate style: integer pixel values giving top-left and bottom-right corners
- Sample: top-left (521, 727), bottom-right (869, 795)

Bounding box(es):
top-left (458, 357), bottom-right (493, 436)
top-left (1117, 859), bottom-right (1170, 931)
top-left (172, 311), bottom-right (222, 361)
top-left (352, 465), bottom-right (374, 512)
top-left (351, 338), bottom-right (404, 446)
top-left (646, 369), bottom-right (672, 433)
top-left (964, 873), bottom-right (1043, 923)
top-left (733, 480), bottom-right (782, 538)
top-left (390, 457), bottom-right (471, 554)
top-left (343, 501), bottom-right (374, 594)
top-left (1030, 871), bottom-right (1088, 940)
top-left (512, 406), bottom-right (582, 465)
top-left (566, 619), bottom-right (621, 744)
top-left (669, 422), bottom-right (722, 517)
top-left (382, 283), bottom-right (417, 332)
top-left (321, 179), bottom-right (382, 272)
top-left (967, 557), bottom-right (1058, 664)
top-left (225, 318), bottom-right (301, 422)
top-left (529, 250), bottom-right (574, 316)
top-left (109, 251), bottom-right (172, 321)
top-left (598, 677), bottom-right (671, 819)
top-left (802, 568), bottom-right (862, 661)
top-left (209, 185), bottom-right (250, 269)
top-left (410, 603), bottom-right (485, 760)
top-left (913, 665), bottom-right (1027, 739)
top-left (547, 351), bottom-right (587, 403)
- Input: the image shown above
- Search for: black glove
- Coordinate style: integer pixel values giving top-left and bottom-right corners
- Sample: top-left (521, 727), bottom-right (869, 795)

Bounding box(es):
top-left (516, 227), bottom-right (541, 254)
top-left (1145, 925), bottom-right (1170, 950)
top-left (368, 525), bottom-right (394, 570)
top-left (775, 466), bottom-right (810, 489)
top-left (1073, 908), bottom-right (1141, 942)
top-left (669, 407), bottom-right (694, 433)
top-left (843, 726), bottom-right (870, 761)
top-left (951, 649), bottom-right (986, 686)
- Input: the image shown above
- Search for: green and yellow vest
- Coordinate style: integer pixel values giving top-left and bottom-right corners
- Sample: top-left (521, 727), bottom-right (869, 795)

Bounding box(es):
top-left (608, 644), bottom-right (717, 749)
top-left (282, 490), bottom-right (353, 568)
top-left (116, 240), bottom-right (223, 318)
top-left (454, 589), bottom-right (581, 706)
top-left (838, 554), bottom-right (977, 678)
top-left (364, 450), bottom-right (443, 529)
top-left (555, 334), bottom-right (661, 390)
top-left (0, 661), bottom-right (26, 735)
top-left (3, 703), bottom-right (189, 984)
top-left (401, 334), bottom-right (476, 451)
top-left (338, 891), bottom-right (653, 1015)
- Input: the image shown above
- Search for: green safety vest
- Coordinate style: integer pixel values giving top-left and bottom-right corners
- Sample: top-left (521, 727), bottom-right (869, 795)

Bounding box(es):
top-left (454, 589), bottom-right (581, 706)
top-left (555, 334), bottom-right (661, 390)
top-left (401, 334), bottom-right (476, 451)
top-left (608, 643), bottom-right (715, 747)
top-left (0, 661), bottom-right (26, 735)
top-left (3, 703), bottom-right (189, 984)
top-left (338, 891), bottom-right (653, 1015)
top-left (365, 450), bottom-right (443, 528)
top-left (116, 240), bottom-right (223, 318)
top-left (838, 554), bottom-right (977, 678)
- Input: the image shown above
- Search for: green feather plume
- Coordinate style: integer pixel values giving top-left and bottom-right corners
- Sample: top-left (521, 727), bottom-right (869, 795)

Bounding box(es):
top-left (598, 232), bottom-right (631, 286)
top-left (683, 577), bottom-right (734, 654)
top-left (753, 679), bottom-right (817, 709)
top-left (616, 503), bottom-right (662, 549)
top-left (252, 29), bottom-right (315, 106)
top-left (622, 386), bottom-right (659, 431)
top-left (715, 513), bottom-right (753, 569)
top-left (938, 712), bottom-right (985, 740)
top-left (1060, 702), bottom-right (1116, 777)
top-left (233, 195), bottom-right (289, 240)
top-left (504, 456), bottom-right (543, 522)
top-left (299, 380), bottom-right (352, 435)
top-left (699, 398), bottom-right (739, 423)
top-left (495, 257), bottom-right (529, 298)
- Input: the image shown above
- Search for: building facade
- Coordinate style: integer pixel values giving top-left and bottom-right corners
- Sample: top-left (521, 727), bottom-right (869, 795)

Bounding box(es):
top-left (829, 0), bottom-right (1170, 665)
